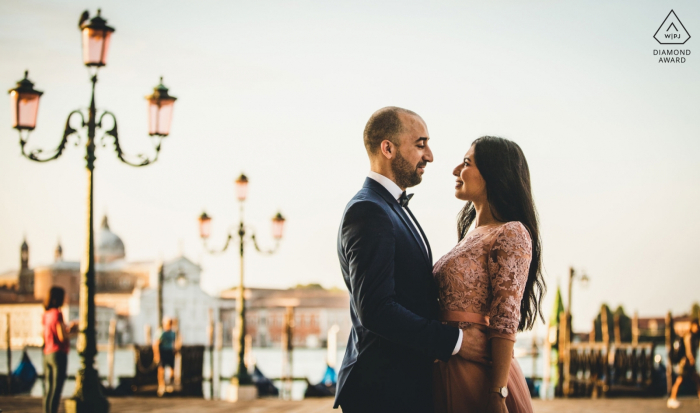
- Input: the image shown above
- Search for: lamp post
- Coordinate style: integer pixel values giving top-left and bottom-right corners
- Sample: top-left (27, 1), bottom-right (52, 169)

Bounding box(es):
top-left (8, 9), bottom-right (176, 413)
top-left (566, 267), bottom-right (589, 321)
top-left (562, 266), bottom-right (589, 397)
top-left (198, 174), bottom-right (285, 399)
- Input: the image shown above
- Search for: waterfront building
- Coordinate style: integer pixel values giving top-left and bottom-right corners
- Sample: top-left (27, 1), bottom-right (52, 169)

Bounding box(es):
top-left (128, 255), bottom-right (220, 345)
top-left (219, 286), bottom-right (350, 348)
top-left (0, 217), bottom-right (219, 346)
top-left (1, 221), bottom-right (352, 350)
top-left (0, 302), bottom-right (116, 348)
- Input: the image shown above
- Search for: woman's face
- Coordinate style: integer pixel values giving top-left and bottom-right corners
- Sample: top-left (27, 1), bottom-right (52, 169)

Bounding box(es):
top-left (453, 144), bottom-right (487, 202)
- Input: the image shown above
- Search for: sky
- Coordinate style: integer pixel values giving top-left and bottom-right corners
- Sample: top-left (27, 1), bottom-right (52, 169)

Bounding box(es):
top-left (0, 0), bottom-right (698, 332)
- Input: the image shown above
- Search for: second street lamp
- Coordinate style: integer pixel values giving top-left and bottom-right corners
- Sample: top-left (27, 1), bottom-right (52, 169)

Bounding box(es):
top-left (198, 173), bottom-right (285, 401)
top-left (9, 9), bottom-right (176, 413)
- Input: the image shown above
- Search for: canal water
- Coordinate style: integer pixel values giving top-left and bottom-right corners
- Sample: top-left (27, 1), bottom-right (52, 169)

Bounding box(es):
top-left (0, 337), bottom-right (564, 400)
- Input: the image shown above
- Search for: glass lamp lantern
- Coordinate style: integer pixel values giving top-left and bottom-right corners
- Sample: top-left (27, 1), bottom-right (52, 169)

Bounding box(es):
top-left (176, 270), bottom-right (188, 288)
top-left (80, 9), bottom-right (115, 67)
top-left (198, 212), bottom-right (212, 239)
top-left (580, 272), bottom-right (590, 288)
top-left (235, 173), bottom-right (249, 201)
top-left (8, 71), bottom-right (43, 130)
top-left (146, 77), bottom-right (177, 136)
top-left (271, 212), bottom-right (286, 240)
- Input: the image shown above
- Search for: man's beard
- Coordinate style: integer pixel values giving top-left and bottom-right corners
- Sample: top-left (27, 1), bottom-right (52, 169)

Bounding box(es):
top-left (392, 150), bottom-right (424, 189)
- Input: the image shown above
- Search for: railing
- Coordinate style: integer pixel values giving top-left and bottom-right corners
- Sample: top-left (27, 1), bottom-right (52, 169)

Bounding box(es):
top-left (608, 343), bottom-right (654, 392)
top-left (566, 343), bottom-right (608, 397)
top-left (563, 342), bottom-right (654, 397)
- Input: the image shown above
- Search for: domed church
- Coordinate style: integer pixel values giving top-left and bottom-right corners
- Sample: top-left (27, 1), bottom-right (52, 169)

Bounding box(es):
top-left (4, 215), bottom-right (219, 345)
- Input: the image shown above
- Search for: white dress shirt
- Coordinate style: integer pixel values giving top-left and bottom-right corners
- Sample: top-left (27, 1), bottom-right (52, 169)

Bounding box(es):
top-left (367, 171), bottom-right (463, 355)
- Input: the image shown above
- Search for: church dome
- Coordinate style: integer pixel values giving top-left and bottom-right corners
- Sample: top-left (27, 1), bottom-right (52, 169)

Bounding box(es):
top-left (96, 215), bottom-right (125, 263)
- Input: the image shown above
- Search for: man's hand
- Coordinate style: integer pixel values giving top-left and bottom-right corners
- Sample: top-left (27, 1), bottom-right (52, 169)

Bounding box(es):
top-left (457, 327), bottom-right (491, 365)
top-left (485, 393), bottom-right (508, 413)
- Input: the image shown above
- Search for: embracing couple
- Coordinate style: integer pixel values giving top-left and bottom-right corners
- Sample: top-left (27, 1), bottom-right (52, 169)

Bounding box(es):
top-left (335, 107), bottom-right (545, 413)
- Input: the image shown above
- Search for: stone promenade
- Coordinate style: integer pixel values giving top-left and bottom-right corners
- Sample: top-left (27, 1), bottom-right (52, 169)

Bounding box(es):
top-left (1, 396), bottom-right (698, 412)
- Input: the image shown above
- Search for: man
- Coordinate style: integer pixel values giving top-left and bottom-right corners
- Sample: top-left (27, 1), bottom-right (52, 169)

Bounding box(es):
top-left (153, 317), bottom-right (178, 396)
top-left (667, 318), bottom-right (700, 409)
top-left (335, 107), bottom-right (488, 413)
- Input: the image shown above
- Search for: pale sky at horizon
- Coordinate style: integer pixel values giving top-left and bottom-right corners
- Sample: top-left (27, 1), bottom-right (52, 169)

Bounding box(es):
top-left (1, 0), bottom-right (698, 332)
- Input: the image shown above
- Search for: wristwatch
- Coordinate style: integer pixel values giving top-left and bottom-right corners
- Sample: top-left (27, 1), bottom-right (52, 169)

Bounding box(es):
top-left (492, 386), bottom-right (508, 398)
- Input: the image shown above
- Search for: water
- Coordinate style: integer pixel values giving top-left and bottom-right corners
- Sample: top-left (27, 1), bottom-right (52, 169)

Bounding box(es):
top-left (0, 347), bottom-right (347, 400)
top-left (2, 339), bottom-right (643, 400)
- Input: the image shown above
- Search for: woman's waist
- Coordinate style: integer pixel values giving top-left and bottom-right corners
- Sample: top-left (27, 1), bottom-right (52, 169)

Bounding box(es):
top-left (439, 309), bottom-right (489, 326)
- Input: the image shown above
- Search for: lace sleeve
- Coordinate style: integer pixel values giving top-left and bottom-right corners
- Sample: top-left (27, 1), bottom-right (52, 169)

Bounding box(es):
top-left (487, 222), bottom-right (532, 341)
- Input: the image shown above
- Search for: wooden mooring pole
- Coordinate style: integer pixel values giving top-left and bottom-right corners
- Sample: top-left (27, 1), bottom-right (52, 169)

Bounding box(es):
top-left (215, 321), bottom-right (222, 399)
top-left (5, 313), bottom-right (10, 394)
top-left (208, 309), bottom-right (215, 399)
top-left (107, 318), bottom-right (117, 388)
top-left (665, 311), bottom-right (673, 395)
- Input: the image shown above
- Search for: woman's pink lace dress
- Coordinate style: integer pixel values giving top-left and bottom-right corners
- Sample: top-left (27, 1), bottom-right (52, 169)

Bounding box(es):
top-left (432, 221), bottom-right (534, 413)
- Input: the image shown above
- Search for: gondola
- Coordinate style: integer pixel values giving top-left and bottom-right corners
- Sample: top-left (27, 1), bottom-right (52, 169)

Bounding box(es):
top-left (304, 364), bottom-right (337, 398)
top-left (252, 364), bottom-right (279, 397)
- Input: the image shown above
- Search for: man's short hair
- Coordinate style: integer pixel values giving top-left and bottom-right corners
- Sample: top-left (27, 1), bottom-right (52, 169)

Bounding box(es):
top-left (363, 106), bottom-right (418, 155)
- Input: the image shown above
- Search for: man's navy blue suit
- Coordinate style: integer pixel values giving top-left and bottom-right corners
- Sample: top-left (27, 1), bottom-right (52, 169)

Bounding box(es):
top-left (334, 178), bottom-right (460, 413)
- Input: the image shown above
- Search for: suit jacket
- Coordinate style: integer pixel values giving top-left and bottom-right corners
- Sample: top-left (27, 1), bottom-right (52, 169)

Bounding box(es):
top-left (334, 178), bottom-right (459, 412)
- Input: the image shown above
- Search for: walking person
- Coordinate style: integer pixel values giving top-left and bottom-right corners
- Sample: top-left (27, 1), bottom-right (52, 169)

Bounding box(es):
top-left (42, 286), bottom-right (76, 413)
top-left (153, 317), bottom-right (178, 396)
top-left (335, 107), bottom-right (489, 413)
top-left (667, 318), bottom-right (700, 409)
top-left (432, 136), bottom-right (545, 412)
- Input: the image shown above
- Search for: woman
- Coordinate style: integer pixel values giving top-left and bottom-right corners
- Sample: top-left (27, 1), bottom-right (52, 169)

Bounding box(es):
top-left (433, 136), bottom-right (545, 413)
top-left (42, 286), bottom-right (76, 413)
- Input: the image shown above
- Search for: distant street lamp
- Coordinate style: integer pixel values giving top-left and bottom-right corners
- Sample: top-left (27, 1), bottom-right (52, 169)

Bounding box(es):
top-left (198, 173), bottom-right (285, 398)
top-left (567, 267), bottom-right (590, 319)
top-left (8, 9), bottom-right (176, 413)
top-left (562, 266), bottom-right (589, 397)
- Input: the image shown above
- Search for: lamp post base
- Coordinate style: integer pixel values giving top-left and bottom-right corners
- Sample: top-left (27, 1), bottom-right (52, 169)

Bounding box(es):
top-left (64, 367), bottom-right (110, 413)
top-left (226, 379), bottom-right (258, 402)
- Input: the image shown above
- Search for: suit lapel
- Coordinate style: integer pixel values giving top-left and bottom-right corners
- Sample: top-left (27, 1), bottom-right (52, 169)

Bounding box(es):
top-left (404, 206), bottom-right (433, 264)
top-left (364, 178), bottom-right (431, 266)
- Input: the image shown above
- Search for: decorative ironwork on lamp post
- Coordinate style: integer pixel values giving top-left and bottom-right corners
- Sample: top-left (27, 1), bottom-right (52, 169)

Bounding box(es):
top-left (198, 174), bottom-right (285, 388)
top-left (8, 9), bottom-right (176, 413)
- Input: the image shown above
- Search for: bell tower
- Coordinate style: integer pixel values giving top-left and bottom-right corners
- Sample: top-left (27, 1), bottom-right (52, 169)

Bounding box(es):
top-left (20, 238), bottom-right (29, 269)
top-left (55, 240), bottom-right (64, 262)
top-left (18, 238), bottom-right (35, 295)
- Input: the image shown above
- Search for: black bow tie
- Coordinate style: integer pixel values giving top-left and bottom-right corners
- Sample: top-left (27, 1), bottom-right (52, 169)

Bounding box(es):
top-left (398, 191), bottom-right (414, 208)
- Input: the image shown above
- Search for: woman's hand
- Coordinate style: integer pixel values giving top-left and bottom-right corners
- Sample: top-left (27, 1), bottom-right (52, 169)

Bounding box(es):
top-left (458, 327), bottom-right (491, 365)
top-left (485, 393), bottom-right (508, 413)
top-left (68, 321), bottom-right (79, 334)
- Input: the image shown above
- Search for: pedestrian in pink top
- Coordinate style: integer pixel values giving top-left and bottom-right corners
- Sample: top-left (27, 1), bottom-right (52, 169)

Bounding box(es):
top-left (42, 286), bottom-right (76, 413)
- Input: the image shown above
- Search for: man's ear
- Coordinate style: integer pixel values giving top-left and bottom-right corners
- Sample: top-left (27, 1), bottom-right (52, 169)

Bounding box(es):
top-left (379, 140), bottom-right (395, 160)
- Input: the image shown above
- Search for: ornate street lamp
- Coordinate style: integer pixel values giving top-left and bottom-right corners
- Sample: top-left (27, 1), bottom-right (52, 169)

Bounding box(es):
top-left (235, 173), bottom-right (249, 201)
top-left (198, 174), bottom-right (284, 400)
top-left (198, 212), bottom-right (212, 239)
top-left (79, 9), bottom-right (115, 67)
top-left (9, 9), bottom-right (176, 413)
top-left (8, 71), bottom-right (43, 131)
top-left (567, 267), bottom-right (590, 318)
top-left (562, 266), bottom-right (590, 396)
top-left (271, 212), bottom-right (286, 240)
top-left (146, 77), bottom-right (177, 136)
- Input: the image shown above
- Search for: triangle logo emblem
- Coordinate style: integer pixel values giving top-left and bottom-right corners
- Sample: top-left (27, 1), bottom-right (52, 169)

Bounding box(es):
top-left (654, 10), bottom-right (691, 44)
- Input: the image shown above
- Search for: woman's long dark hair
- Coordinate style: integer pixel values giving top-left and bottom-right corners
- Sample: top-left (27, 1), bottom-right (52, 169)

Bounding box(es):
top-left (43, 286), bottom-right (65, 310)
top-left (457, 136), bottom-right (545, 331)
